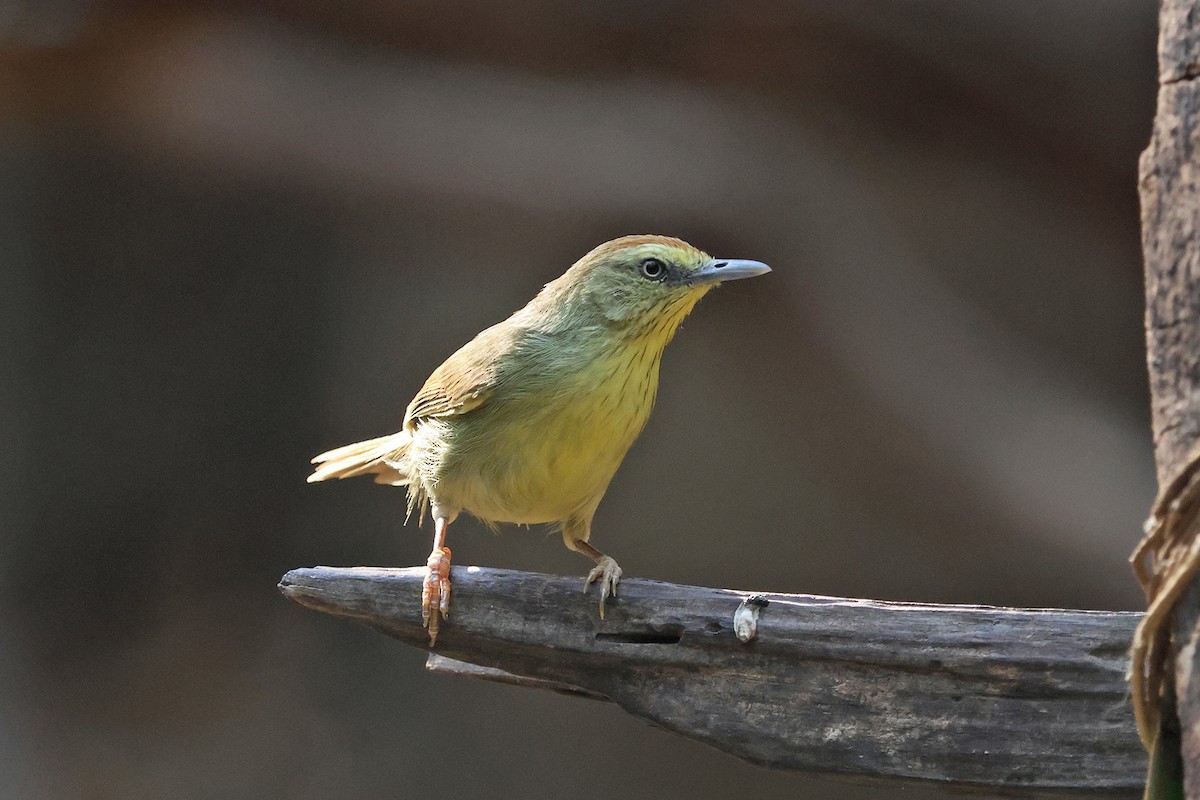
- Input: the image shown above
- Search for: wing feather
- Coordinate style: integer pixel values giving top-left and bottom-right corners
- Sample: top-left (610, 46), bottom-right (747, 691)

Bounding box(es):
top-left (403, 319), bottom-right (521, 428)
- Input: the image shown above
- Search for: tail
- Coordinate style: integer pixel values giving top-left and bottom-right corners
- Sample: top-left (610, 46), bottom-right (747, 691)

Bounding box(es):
top-left (307, 431), bottom-right (411, 486)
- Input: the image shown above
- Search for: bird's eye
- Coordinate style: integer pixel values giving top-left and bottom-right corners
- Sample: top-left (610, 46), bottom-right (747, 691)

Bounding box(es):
top-left (639, 258), bottom-right (667, 281)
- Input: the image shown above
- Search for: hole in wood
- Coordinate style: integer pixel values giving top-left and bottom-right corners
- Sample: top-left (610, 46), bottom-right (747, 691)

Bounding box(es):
top-left (595, 628), bottom-right (683, 645)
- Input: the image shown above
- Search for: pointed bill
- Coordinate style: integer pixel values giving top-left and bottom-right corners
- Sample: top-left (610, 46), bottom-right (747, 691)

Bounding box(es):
top-left (688, 258), bottom-right (771, 285)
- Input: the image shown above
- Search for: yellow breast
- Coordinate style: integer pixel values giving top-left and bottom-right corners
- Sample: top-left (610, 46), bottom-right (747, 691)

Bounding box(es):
top-left (422, 342), bottom-right (663, 525)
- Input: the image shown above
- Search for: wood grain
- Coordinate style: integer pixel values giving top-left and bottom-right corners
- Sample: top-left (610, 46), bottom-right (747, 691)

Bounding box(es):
top-left (1144, 0), bottom-right (1200, 489)
top-left (1142, 1), bottom-right (1200, 793)
top-left (280, 565), bottom-right (1141, 796)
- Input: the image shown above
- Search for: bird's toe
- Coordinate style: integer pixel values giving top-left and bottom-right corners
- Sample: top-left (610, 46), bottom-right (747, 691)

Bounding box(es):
top-left (584, 556), bottom-right (623, 619)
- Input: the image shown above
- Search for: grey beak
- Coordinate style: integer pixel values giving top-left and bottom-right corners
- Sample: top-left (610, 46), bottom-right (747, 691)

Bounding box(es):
top-left (689, 258), bottom-right (772, 285)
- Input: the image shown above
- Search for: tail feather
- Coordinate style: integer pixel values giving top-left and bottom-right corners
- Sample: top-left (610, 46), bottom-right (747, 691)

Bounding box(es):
top-left (308, 431), bottom-right (411, 485)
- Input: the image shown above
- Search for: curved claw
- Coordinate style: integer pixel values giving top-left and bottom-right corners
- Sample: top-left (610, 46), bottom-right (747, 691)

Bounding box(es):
top-left (422, 546), bottom-right (452, 646)
top-left (584, 556), bottom-right (622, 619)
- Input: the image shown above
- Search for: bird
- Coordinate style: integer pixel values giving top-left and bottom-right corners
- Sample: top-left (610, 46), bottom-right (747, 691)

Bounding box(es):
top-left (308, 234), bottom-right (770, 645)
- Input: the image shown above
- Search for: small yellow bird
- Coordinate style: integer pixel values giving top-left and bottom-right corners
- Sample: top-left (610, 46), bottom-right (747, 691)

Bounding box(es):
top-left (308, 235), bottom-right (770, 644)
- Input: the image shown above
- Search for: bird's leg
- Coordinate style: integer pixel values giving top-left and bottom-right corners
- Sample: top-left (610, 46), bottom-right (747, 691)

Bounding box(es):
top-left (422, 516), bottom-right (452, 646)
top-left (571, 539), bottom-right (622, 620)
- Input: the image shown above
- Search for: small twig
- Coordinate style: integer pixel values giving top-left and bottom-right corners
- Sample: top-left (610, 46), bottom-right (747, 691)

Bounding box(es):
top-left (424, 654), bottom-right (610, 701)
top-left (280, 565), bottom-right (1142, 796)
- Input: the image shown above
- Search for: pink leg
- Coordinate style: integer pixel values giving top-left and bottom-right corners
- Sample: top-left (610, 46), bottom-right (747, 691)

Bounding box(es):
top-left (572, 539), bottom-right (622, 620)
top-left (422, 517), bottom-right (452, 646)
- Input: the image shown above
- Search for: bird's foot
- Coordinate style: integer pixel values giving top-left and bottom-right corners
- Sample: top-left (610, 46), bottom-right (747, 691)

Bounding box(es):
top-left (584, 556), bottom-right (622, 619)
top-left (422, 546), bottom-right (452, 646)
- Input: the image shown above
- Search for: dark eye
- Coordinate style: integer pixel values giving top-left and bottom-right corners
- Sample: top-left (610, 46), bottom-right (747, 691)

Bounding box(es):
top-left (639, 258), bottom-right (667, 281)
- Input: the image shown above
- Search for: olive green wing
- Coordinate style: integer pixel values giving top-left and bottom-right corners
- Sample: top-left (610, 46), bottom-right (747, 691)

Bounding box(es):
top-left (403, 320), bottom-right (520, 428)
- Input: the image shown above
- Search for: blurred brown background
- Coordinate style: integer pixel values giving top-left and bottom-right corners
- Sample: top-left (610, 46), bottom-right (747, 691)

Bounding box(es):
top-left (0, 2), bottom-right (1158, 798)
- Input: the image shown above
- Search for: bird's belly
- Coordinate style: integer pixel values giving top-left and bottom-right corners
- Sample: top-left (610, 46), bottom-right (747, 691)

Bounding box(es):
top-left (428, 362), bottom-right (658, 524)
top-left (455, 444), bottom-right (620, 525)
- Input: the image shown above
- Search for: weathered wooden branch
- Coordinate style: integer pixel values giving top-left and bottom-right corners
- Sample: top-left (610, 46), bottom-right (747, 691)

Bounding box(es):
top-left (1139, 2), bottom-right (1200, 796)
top-left (280, 565), bottom-right (1142, 796)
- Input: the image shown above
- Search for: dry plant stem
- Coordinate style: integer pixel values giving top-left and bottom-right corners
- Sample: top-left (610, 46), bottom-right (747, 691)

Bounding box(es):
top-left (1130, 462), bottom-right (1200, 748)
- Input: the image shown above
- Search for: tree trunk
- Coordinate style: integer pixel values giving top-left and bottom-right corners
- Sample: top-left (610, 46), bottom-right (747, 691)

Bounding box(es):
top-left (1139, 0), bottom-right (1200, 794)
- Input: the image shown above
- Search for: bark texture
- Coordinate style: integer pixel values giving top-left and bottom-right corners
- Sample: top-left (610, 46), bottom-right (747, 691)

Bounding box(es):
top-left (1140, 0), bottom-right (1200, 793)
top-left (281, 565), bottom-right (1142, 796)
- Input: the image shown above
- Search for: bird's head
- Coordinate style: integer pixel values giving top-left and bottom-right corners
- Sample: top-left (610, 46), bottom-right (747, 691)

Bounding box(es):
top-left (535, 235), bottom-right (771, 345)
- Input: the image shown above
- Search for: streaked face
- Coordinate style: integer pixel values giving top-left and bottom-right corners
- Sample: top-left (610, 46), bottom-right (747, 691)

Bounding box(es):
top-left (576, 237), bottom-right (712, 330)
top-left (568, 235), bottom-right (770, 337)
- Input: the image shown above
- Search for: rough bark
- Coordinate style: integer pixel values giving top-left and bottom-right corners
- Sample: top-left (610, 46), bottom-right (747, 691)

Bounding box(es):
top-left (1141, 1), bottom-right (1200, 793)
top-left (281, 566), bottom-right (1142, 796)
